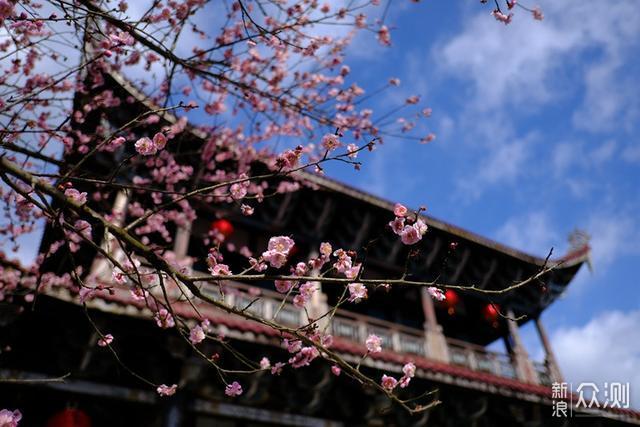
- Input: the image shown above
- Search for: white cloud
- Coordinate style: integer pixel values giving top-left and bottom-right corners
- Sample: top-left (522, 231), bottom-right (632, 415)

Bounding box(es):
top-left (495, 211), bottom-right (559, 256)
top-left (456, 131), bottom-right (532, 200)
top-left (552, 310), bottom-right (640, 408)
top-left (435, 0), bottom-right (640, 129)
top-left (585, 213), bottom-right (640, 271)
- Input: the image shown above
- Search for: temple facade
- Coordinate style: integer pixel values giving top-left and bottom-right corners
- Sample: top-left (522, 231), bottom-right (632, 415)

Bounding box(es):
top-left (1, 72), bottom-right (638, 427)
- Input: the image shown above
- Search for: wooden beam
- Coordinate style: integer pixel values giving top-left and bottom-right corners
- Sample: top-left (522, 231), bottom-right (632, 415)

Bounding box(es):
top-left (479, 259), bottom-right (498, 289)
top-left (351, 211), bottom-right (373, 250)
top-left (450, 248), bottom-right (471, 284)
top-left (314, 197), bottom-right (334, 235)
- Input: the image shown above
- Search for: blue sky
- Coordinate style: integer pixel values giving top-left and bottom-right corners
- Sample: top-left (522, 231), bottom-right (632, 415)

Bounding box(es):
top-left (324, 0), bottom-right (640, 404)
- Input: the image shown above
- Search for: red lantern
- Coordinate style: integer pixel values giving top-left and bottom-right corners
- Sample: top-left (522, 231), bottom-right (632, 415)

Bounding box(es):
top-left (210, 219), bottom-right (234, 238)
top-left (46, 408), bottom-right (91, 427)
top-left (444, 290), bottom-right (459, 306)
top-left (443, 290), bottom-right (459, 315)
top-left (483, 303), bottom-right (500, 323)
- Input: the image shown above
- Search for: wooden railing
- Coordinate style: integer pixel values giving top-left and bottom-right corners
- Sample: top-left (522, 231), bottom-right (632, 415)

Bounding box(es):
top-left (533, 361), bottom-right (552, 386)
top-left (331, 310), bottom-right (427, 356)
top-left (446, 337), bottom-right (517, 379)
top-left (201, 281), bottom-right (549, 383)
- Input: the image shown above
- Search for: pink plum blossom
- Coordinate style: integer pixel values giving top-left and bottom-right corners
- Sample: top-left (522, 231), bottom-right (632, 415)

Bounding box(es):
top-left (427, 287), bottom-right (446, 301)
top-left (331, 365), bottom-right (341, 376)
top-left (271, 362), bottom-right (285, 375)
top-left (348, 282), bottom-right (368, 303)
top-left (225, 381), bottom-right (243, 397)
top-left (347, 143), bottom-right (358, 159)
top-left (64, 188), bottom-right (87, 205)
top-left (210, 263), bottom-right (231, 276)
top-left (405, 95), bottom-right (420, 104)
top-left (420, 133), bottom-right (436, 144)
top-left (492, 9), bottom-right (513, 24)
top-left (262, 236), bottom-right (295, 268)
top-left (381, 374), bottom-right (398, 391)
top-left (98, 334), bottom-right (114, 347)
top-left (288, 346), bottom-right (319, 368)
top-left (293, 281), bottom-right (316, 308)
top-left (292, 262), bottom-right (308, 276)
top-left (112, 270), bottom-right (127, 285)
top-left (393, 203), bottom-right (408, 217)
top-left (275, 280), bottom-right (294, 293)
top-left (321, 133), bottom-right (341, 151)
top-left (284, 338), bottom-right (302, 353)
top-left (400, 225), bottom-right (421, 245)
top-left (389, 217), bottom-right (405, 234)
top-left (157, 384), bottom-right (177, 396)
top-left (134, 136), bottom-right (157, 155)
top-left (259, 357), bottom-right (271, 369)
top-left (377, 25), bottom-right (391, 46)
top-left (189, 324), bottom-right (206, 344)
top-left (240, 204), bottom-right (254, 216)
top-left (333, 249), bottom-right (353, 274)
top-left (366, 334), bottom-right (382, 353)
top-left (403, 362), bottom-right (416, 378)
top-left (152, 132), bottom-right (167, 150)
top-left (155, 308), bottom-right (175, 329)
top-left (398, 361), bottom-right (417, 388)
top-left (532, 7), bottom-right (544, 20)
top-left (0, 409), bottom-right (21, 427)
top-left (319, 242), bottom-right (332, 258)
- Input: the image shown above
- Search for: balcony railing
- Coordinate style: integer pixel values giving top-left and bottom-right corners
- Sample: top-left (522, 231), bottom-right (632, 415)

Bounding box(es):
top-left (533, 361), bottom-right (552, 386)
top-left (199, 280), bottom-right (548, 384)
top-left (447, 337), bottom-right (517, 379)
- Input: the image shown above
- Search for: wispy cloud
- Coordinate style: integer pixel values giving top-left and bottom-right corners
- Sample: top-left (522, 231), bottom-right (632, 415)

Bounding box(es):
top-left (552, 310), bottom-right (640, 408)
top-left (495, 211), bottom-right (559, 255)
top-left (435, 0), bottom-right (640, 124)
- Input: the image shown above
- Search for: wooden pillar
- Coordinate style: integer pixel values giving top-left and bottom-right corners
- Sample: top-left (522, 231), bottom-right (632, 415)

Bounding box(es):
top-left (307, 251), bottom-right (330, 331)
top-left (88, 190), bottom-right (129, 280)
top-left (505, 308), bottom-right (539, 384)
top-left (173, 223), bottom-right (192, 259)
top-left (535, 316), bottom-right (564, 383)
top-left (421, 287), bottom-right (450, 363)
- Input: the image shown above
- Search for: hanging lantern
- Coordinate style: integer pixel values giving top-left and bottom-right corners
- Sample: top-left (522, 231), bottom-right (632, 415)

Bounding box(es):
top-left (210, 219), bottom-right (234, 238)
top-left (443, 289), bottom-right (459, 315)
top-left (46, 408), bottom-right (91, 427)
top-left (483, 303), bottom-right (500, 326)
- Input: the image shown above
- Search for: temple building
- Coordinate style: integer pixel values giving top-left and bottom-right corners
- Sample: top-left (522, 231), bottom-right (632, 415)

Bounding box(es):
top-left (1, 72), bottom-right (639, 427)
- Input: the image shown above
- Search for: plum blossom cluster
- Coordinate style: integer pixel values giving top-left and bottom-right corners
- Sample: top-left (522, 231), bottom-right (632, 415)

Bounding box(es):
top-left (381, 362), bottom-right (416, 391)
top-left (487, 0), bottom-right (544, 24)
top-left (262, 236), bottom-right (295, 269)
top-left (207, 247), bottom-right (232, 276)
top-left (283, 330), bottom-right (333, 370)
top-left (134, 132), bottom-right (167, 156)
top-left (389, 203), bottom-right (428, 245)
top-left (154, 308), bottom-right (175, 329)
